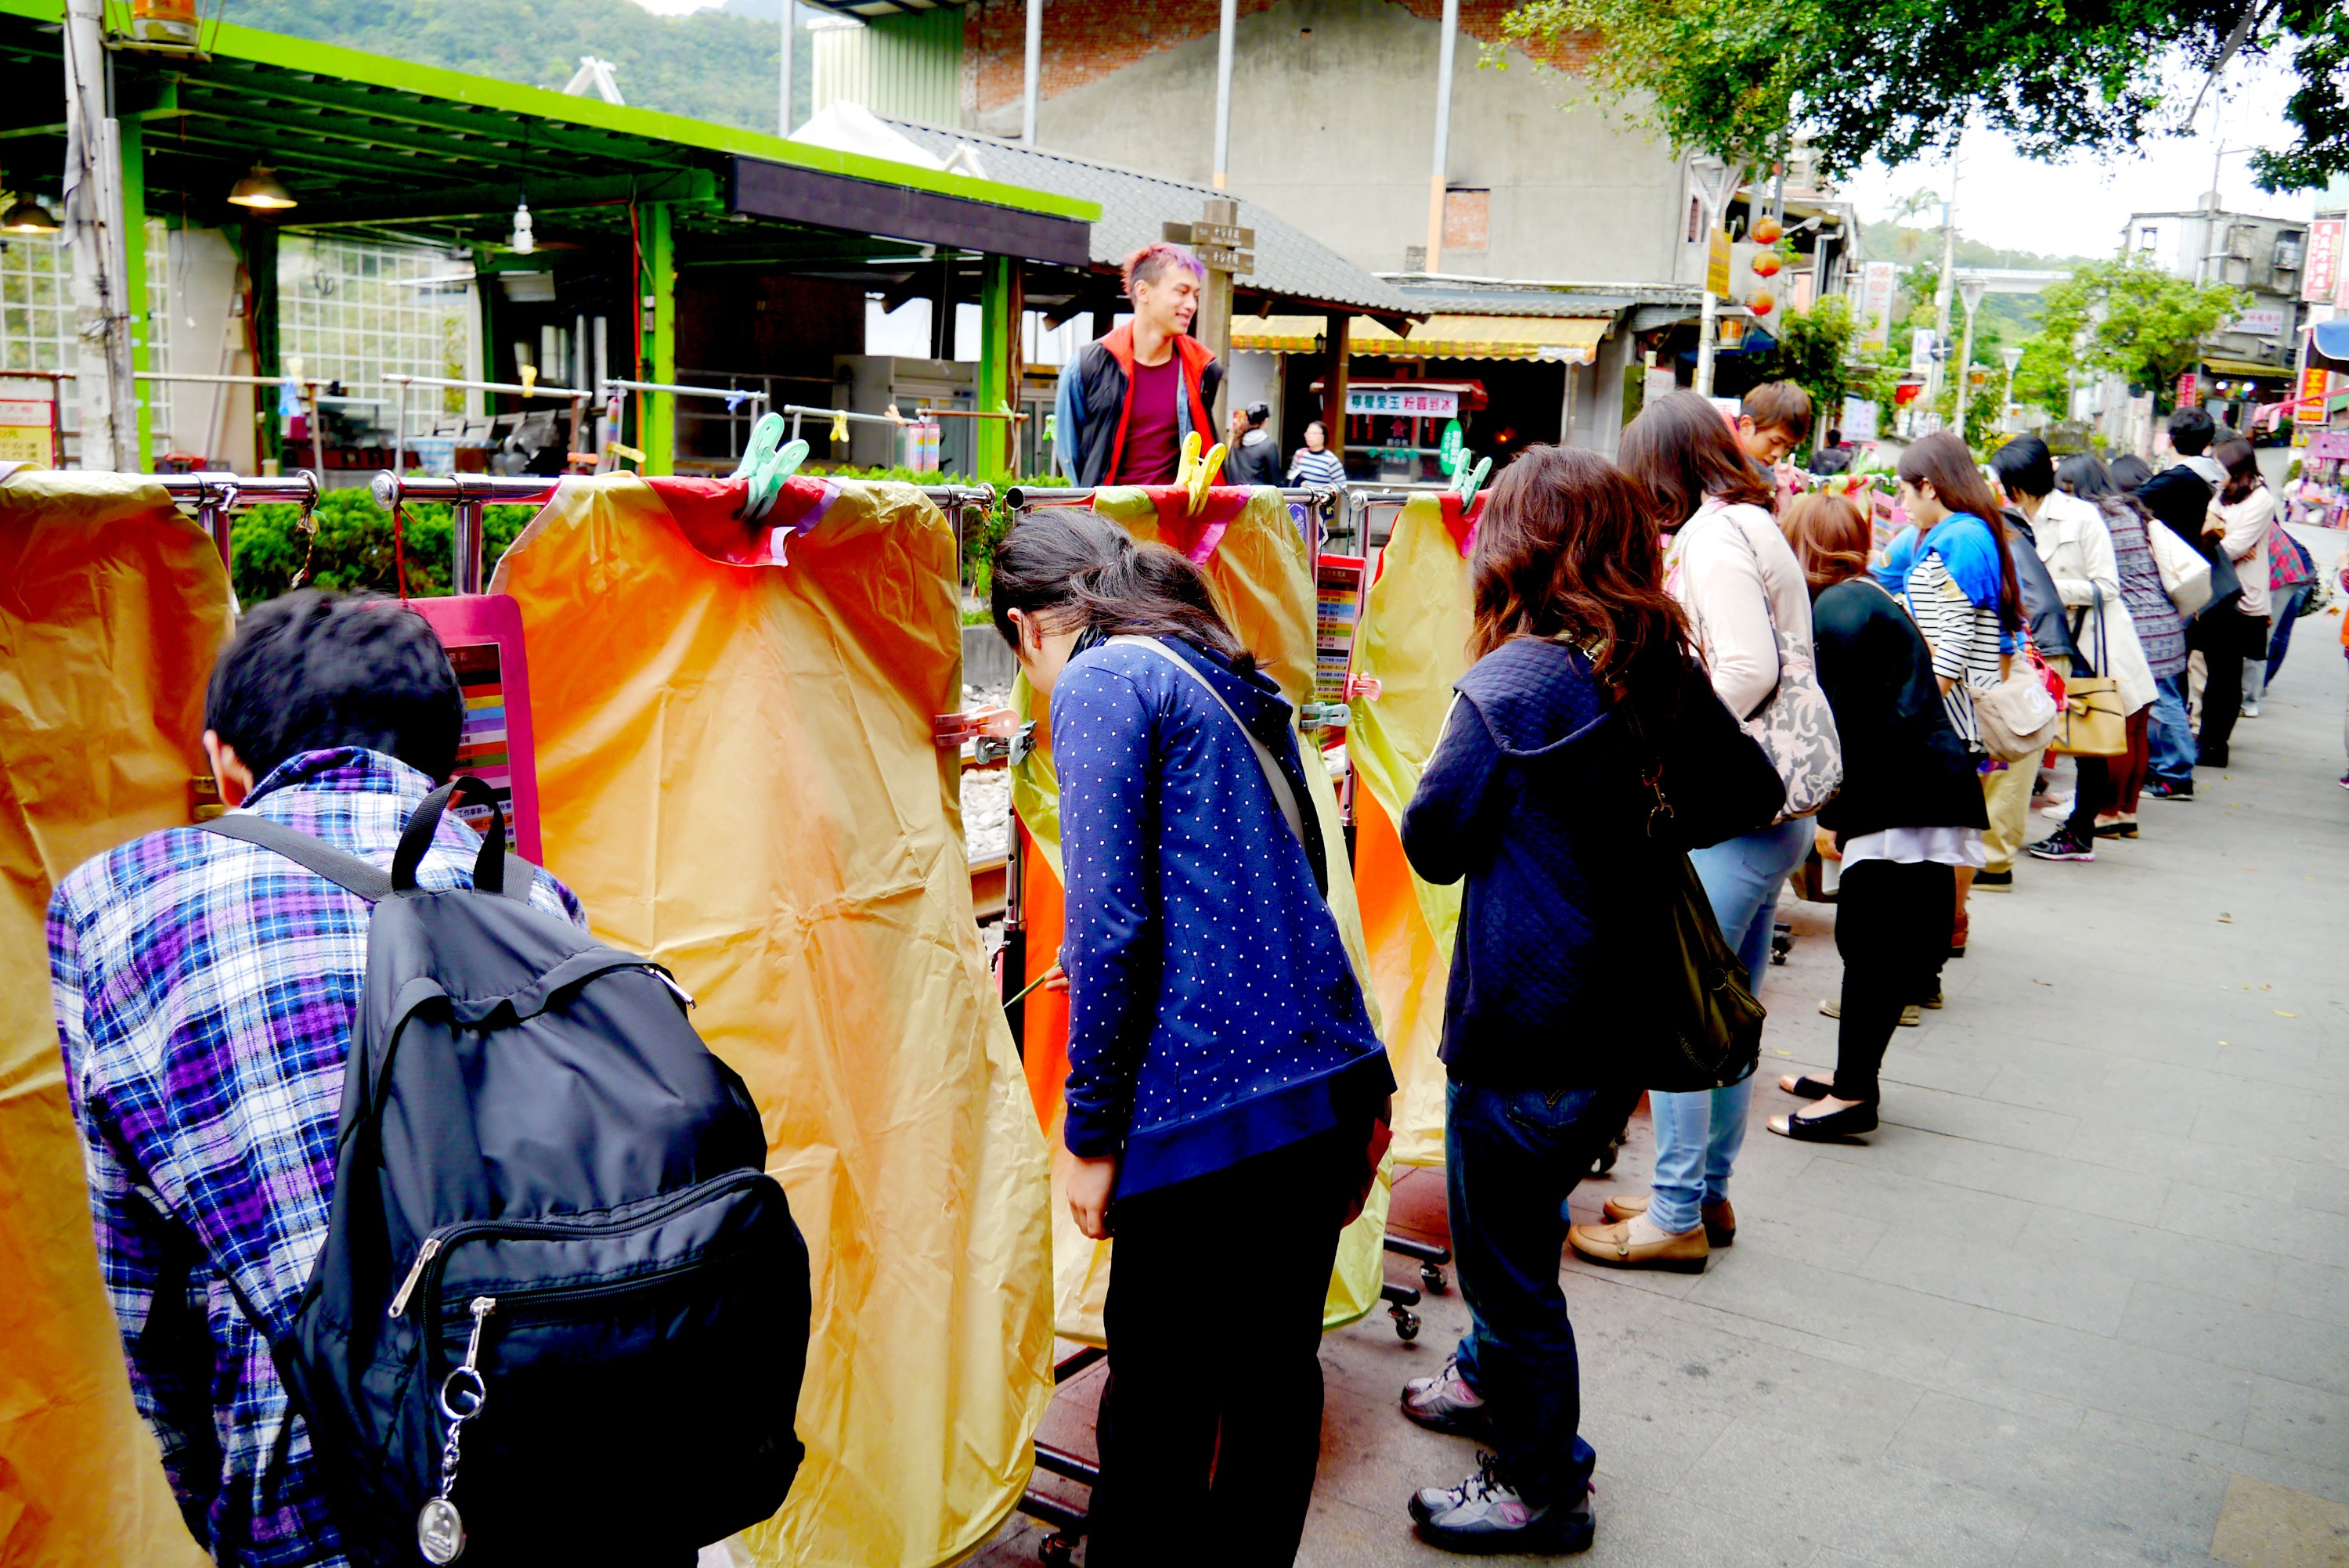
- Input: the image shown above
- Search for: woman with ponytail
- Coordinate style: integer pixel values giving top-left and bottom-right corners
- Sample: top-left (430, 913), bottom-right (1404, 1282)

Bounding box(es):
top-left (991, 509), bottom-right (1392, 1566)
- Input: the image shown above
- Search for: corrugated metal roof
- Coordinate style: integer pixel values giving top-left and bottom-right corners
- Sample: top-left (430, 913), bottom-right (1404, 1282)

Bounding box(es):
top-left (879, 116), bottom-right (1414, 316)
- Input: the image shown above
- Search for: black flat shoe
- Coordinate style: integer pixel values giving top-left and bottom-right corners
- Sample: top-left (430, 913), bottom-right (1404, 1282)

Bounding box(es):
top-left (1769, 1101), bottom-right (1878, 1141)
top-left (1779, 1073), bottom-right (1836, 1100)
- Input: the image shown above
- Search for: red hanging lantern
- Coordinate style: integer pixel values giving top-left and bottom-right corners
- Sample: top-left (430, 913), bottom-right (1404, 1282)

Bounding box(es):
top-left (1752, 251), bottom-right (1782, 279)
top-left (1748, 290), bottom-right (1776, 318)
top-left (1752, 214), bottom-right (1784, 245)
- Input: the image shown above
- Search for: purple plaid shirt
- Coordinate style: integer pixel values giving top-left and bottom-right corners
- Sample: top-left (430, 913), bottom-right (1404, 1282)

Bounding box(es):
top-left (47, 748), bottom-right (585, 1568)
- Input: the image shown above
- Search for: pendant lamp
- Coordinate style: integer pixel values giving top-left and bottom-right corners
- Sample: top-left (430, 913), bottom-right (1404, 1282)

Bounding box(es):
top-left (511, 196), bottom-right (535, 256)
top-left (0, 192), bottom-right (57, 233)
top-left (227, 164), bottom-right (297, 211)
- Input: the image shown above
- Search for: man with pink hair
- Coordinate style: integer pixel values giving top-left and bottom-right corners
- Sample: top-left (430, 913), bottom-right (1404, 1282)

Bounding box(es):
top-left (1054, 243), bottom-right (1225, 486)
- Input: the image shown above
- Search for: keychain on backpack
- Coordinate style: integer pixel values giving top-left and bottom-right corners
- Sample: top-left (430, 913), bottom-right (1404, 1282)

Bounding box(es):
top-left (417, 1296), bottom-right (496, 1565)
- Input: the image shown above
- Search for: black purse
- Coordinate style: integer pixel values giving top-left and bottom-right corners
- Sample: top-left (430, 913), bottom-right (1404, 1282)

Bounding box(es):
top-left (1620, 698), bottom-right (1768, 1094)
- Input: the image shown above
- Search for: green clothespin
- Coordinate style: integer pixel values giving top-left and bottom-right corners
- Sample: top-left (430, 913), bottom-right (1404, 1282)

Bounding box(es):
top-left (1453, 455), bottom-right (1492, 506)
top-left (731, 412), bottom-right (807, 525)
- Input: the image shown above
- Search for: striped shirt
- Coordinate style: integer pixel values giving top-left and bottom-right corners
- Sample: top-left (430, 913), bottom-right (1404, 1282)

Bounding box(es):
top-left (47, 747), bottom-right (585, 1567)
top-left (1287, 447), bottom-right (1347, 487)
top-left (1906, 552), bottom-right (2003, 748)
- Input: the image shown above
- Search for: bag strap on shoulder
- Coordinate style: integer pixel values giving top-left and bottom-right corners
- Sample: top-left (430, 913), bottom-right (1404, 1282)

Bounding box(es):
top-left (200, 776), bottom-right (536, 906)
top-left (1107, 635), bottom-right (1314, 867)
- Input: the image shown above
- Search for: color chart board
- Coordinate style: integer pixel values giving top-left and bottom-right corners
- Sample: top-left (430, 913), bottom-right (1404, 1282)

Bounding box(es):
top-left (406, 594), bottom-right (543, 861)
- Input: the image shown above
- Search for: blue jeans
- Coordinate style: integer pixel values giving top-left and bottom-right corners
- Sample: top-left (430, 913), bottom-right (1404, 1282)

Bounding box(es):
top-left (1648, 815), bottom-right (1811, 1235)
top-left (2148, 672), bottom-right (2196, 784)
top-left (2268, 582), bottom-right (2312, 683)
top-left (1447, 1079), bottom-right (1639, 1503)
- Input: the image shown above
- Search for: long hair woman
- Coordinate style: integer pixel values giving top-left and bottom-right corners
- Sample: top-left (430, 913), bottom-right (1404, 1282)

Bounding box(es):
top-left (1397, 445), bottom-right (1778, 1553)
top-left (1881, 431), bottom-right (2024, 947)
top-left (1770, 492), bottom-right (1986, 1138)
top-left (991, 510), bottom-right (1394, 1566)
top-left (2056, 453), bottom-right (2185, 836)
top-left (1582, 389), bottom-right (1821, 1273)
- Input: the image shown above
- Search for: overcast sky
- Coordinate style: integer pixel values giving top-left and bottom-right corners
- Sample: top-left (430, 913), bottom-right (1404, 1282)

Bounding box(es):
top-left (1837, 49), bottom-right (2320, 261)
top-left (627, 0), bottom-right (2321, 258)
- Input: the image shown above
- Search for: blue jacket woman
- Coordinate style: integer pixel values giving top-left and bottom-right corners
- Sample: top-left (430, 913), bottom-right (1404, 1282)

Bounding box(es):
top-left (991, 508), bottom-right (1389, 1566)
top-left (1392, 446), bottom-right (1778, 1555)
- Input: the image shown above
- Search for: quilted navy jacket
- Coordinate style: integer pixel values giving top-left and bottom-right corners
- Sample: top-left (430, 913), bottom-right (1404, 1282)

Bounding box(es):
top-left (1052, 636), bottom-right (1392, 1197)
top-left (1402, 637), bottom-right (1781, 1087)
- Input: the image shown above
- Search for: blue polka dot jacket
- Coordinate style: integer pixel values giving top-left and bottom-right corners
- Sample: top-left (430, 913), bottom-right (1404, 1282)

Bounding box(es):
top-left (1052, 636), bottom-right (1393, 1198)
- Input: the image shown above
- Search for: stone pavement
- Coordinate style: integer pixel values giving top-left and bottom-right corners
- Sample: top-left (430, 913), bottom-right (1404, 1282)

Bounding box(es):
top-left (976, 527), bottom-right (2349, 1568)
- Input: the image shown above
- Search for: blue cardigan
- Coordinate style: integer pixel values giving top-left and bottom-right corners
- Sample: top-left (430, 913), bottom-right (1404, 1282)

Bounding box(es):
top-left (1052, 637), bottom-right (1391, 1197)
top-left (1402, 638), bottom-right (1781, 1087)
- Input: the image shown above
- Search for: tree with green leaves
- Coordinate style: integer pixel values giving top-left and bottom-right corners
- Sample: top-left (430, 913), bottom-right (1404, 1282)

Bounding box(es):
top-left (2026, 258), bottom-right (2248, 413)
top-left (1497, 0), bottom-right (2343, 193)
top-left (1753, 294), bottom-right (1855, 452)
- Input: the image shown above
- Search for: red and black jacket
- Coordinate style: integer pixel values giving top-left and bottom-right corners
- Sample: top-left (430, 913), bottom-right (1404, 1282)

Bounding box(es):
top-left (1052, 323), bottom-right (1224, 487)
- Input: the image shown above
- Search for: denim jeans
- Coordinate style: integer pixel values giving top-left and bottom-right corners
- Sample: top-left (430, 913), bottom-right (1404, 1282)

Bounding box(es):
top-left (1446, 1078), bottom-right (1639, 1504)
top-left (2147, 672), bottom-right (2196, 784)
top-left (1647, 815), bottom-right (1810, 1235)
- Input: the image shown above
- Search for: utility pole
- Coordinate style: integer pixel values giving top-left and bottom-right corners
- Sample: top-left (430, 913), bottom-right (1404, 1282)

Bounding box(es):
top-left (778, 2), bottom-right (792, 136)
top-left (1210, 0), bottom-right (1236, 188)
top-left (1023, 0), bottom-right (1043, 145)
top-left (2001, 343), bottom-right (2024, 427)
top-left (1690, 157), bottom-right (1741, 399)
top-left (1423, 0), bottom-right (1459, 274)
top-left (1955, 274), bottom-right (1986, 436)
top-left (62, 0), bottom-right (135, 472)
top-left (1929, 147), bottom-right (1958, 416)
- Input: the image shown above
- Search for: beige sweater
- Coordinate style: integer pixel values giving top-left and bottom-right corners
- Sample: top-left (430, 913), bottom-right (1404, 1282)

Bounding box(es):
top-left (1664, 499), bottom-right (1814, 720)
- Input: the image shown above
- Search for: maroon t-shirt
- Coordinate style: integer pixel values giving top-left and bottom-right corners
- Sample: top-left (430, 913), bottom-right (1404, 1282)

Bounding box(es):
top-left (1114, 354), bottom-right (1184, 485)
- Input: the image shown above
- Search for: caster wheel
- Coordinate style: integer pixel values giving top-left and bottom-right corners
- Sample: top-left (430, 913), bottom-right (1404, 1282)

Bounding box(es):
top-left (1041, 1533), bottom-right (1077, 1568)
top-left (1420, 1262), bottom-right (1449, 1295)
top-left (1391, 1306), bottom-right (1421, 1341)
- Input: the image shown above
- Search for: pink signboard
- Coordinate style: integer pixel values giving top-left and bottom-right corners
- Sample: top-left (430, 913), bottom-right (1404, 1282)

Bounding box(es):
top-left (2308, 218), bottom-right (2346, 304)
top-left (403, 593), bottom-right (543, 863)
top-left (2308, 430), bottom-right (2349, 459)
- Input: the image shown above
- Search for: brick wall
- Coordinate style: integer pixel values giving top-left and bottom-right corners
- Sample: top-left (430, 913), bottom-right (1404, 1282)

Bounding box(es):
top-left (962, 0), bottom-right (1594, 116)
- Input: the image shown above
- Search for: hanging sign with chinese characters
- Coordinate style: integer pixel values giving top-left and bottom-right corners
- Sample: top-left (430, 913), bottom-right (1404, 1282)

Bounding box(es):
top-left (1348, 387), bottom-right (1460, 420)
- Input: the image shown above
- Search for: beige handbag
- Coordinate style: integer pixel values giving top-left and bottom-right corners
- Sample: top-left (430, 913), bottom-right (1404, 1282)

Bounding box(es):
top-left (2048, 588), bottom-right (2129, 758)
top-left (2149, 521), bottom-right (2213, 616)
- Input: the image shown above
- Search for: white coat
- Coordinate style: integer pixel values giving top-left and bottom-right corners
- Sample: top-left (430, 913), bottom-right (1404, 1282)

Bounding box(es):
top-left (2033, 489), bottom-right (2156, 715)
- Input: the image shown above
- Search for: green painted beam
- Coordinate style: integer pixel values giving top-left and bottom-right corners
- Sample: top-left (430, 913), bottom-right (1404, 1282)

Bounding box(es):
top-left (976, 254), bottom-right (1017, 481)
top-left (642, 200), bottom-right (676, 475)
top-left (121, 116), bottom-right (150, 471)
top-left (0, 0), bottom-right (1095, 223)
top-left (286, 169), bottom-right (716, 229)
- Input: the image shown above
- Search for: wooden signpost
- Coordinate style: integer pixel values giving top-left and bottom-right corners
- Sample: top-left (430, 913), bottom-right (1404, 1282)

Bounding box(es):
top-left (1164, 201), bottom-right (1256, 424)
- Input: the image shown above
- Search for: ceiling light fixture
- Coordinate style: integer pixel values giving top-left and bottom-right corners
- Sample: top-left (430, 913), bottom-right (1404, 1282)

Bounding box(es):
top-left (0, 192), bottom-right (57, 234)
top-left (227, 163), bottom-right (296, 210)
top-left (511, 189), bottom-right (535, 256)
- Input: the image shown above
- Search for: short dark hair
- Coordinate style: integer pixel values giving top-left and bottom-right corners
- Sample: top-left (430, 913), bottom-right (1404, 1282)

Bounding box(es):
top-left (1245, 402), bottom-right (1271, 426)
top-left (1741, 381), bottom-right (1813, 442)
top-left (2167, 406), bottom-right (2216, 456)
top-left (1987, 435), bottom-right (2056, 501)
top-left (2108, 454), bottom-right (2154, 492)
top-left (204, 590), bottom-right (464, 783)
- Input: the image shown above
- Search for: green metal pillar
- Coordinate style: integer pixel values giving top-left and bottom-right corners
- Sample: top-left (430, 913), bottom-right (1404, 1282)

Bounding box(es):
top-left (976, 254), bottom-right (1019, 481)
top-left (242, 221), bottom-right (281, 473)
top-left (118, 117), bottom-right (150, 471)
top-left (642, 200), bottom-right (677, 475)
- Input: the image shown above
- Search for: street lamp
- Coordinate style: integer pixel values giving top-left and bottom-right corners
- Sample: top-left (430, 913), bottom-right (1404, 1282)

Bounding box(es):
top-left (2001, 344), bottom-right (2024, 425)
top-left (1954, 274), bottom-right (1987, 434)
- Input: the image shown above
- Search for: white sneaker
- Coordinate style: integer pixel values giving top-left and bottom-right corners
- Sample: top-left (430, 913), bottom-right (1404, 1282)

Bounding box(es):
top-left (2242, 700), bottom-right (2261, 718)
top-left (1402, 1354), bottom-right (1492, 1437)
top-left (2037, 796), bottom-right (2075, 820)
top-left (1411, 1454), bottom-right (1597, 1553)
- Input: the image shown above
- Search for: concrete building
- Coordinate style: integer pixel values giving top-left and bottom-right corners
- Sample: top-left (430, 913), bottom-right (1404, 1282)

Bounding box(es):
top-left (2126, 205), bottom-right (2311, 420)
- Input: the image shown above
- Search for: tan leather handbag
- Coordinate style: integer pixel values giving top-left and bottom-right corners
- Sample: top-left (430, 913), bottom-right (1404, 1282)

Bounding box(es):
top-left (2049, 587), bottom-right (2128, 758)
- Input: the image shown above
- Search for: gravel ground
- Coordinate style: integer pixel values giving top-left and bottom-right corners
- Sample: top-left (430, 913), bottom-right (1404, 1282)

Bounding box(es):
top-left (958, 683), bottom-right (1016, 866)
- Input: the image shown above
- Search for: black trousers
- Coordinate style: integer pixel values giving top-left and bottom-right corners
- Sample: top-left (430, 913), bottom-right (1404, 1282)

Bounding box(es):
top-left (1084, 1124), bottom-right (1362, 1568)
top-left (2191, 610), bottom-right (2268, 765)
top-left (1832, 858), bottom-right (1957, 1103)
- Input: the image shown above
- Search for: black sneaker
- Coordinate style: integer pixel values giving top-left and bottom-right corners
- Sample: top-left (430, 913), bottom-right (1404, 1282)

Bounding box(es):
top-left (2028, 825), bottom-right (2096, 862)
top-left (1412, 1454), bottom-right (1597, 1554)
top-left (2145, 777), bottom-right (2194, 800)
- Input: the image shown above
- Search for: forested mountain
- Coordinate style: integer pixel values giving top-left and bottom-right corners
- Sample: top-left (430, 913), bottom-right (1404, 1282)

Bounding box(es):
top-left (223, 0), bottom-right (820, 135)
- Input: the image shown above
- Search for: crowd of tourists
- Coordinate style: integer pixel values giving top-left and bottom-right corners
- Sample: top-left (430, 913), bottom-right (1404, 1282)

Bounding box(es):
top-left (41, 242), bottom-right (2316, 1568)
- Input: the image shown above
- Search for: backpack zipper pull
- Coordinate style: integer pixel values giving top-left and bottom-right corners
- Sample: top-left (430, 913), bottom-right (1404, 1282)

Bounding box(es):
top-left (389, 1235), bottom-right (442, 1319)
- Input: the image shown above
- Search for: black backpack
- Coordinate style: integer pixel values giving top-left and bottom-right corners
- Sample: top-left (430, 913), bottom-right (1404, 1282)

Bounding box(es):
top-left (203, 777), bottom-right (809, 1566)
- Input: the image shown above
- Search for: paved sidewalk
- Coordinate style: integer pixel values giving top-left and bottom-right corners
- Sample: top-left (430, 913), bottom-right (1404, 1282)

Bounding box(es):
top-left (986, 532), bottom-right (2349, 1568)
